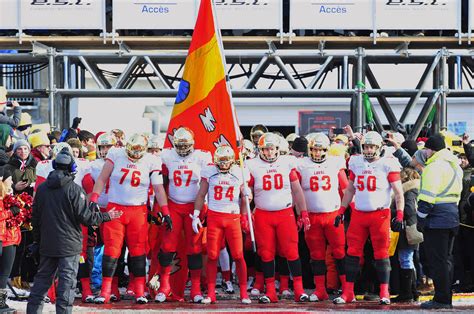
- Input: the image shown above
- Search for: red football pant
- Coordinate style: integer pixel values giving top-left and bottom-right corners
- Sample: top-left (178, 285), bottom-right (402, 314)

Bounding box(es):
top-left (160, 200), bottom-right (202, 255)
top-left (346, 208), bottom-right (390, 260)
top-left (206, 211), bottom-right (247, 300)
top-left (305, 211), bottom-right (345, 260)
top-left (102, 203), bottom-right (148, 297)
top-left (254, 208), bottom-right (299, 262)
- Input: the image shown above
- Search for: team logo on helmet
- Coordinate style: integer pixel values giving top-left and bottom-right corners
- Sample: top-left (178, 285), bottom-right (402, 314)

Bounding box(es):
top-left (126, 133), bottom-right (148, 161)
top-left (258, 132), bottom-right (280, 163)
top-left (96, 133), bottom-right (116, 159)
top-left (173, 127), bottom-right (195, 157)
top-left (214, 145), bottom-right (235, 173)
top-left (308, 133), bottom-right (330, 162)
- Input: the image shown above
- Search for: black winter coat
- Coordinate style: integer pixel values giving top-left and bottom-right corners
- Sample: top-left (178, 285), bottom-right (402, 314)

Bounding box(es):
top-left (391, 179), bottom-right (420, 250)
top-left (32, 170), bottom-right (111, 257)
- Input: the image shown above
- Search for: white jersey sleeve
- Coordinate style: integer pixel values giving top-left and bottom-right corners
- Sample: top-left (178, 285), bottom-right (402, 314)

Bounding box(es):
top-left (297, 157), bottom-right (344, 213)
top-left (90, 159), bottom-right (109, 208)
top-left (35, 160), bottom-right (53, 181)
top-left (349, 155), bottom-right (401, 211)
top-left (74, 158), bottom-right (91, 187)
top-left (246, 155), bottom-right (296, 211)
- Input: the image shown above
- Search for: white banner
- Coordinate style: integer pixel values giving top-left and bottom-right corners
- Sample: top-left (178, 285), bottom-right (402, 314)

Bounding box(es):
top-left (113, 0), bottom-right (197, 30)
top-left (215, 0), bottom-right (280, 29)
top-left (0, 0), bottom-right (19, 29)
top-left (290, 0), bottom-right (373, 30)
top-left (113, 0), bottom-right (280, 30)
top-left (21, 0), bottom-right (104, 30)
top-left (376, 0), bottom-right (459, 30)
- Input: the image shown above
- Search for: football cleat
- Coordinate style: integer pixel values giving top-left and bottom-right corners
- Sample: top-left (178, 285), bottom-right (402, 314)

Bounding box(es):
top-left (250, 288), bottom-right (261, 296)
top-left (380, 297), bottom-right (391, 305)
top-left (298, 293), bottom-right (309, 302)
top-left (224, 281), bottom-right (235, 294)
top-left (154, 292), bottom-right (167, 303)
top-left (82, 295), bottom-right (95, 303)
top-left (241, 298), bottom-right (252, 304)
top-left (192, 294), bottom-right (204, 303)
top-left (333, 296), bottom-right (356, 304)
top-left (258, 295), bottom-right (271, 304)
top-left (136, 295), bottom-right (148, 304)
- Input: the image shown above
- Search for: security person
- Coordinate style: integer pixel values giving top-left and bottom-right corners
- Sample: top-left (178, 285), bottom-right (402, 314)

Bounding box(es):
top-left (416, 133), bottom-right (463, 310)
top-left (27, 148), bottom-right (122, 314)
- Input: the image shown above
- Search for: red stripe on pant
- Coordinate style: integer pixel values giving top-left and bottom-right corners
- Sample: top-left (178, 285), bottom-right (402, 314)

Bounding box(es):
top-left (304, 211), bottom-right (345, 260)
top-left (346, 208), bottom-right (390, 259)
top-left (254, 207), bottom-right (299, 262)
top-left (101, 203), bottom-right (148, 299)
top-left (206, 210), bottom-right (248, 301)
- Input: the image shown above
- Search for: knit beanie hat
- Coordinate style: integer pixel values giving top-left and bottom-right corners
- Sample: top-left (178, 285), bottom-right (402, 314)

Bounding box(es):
top-left (12, 139), bottom-right (30, 152)
top-left (401, 140), bottom-right (418, 157)
top-left (425, 133), bottom-right (445, 151)
top-left (291, 136), bottom-right (308, 154)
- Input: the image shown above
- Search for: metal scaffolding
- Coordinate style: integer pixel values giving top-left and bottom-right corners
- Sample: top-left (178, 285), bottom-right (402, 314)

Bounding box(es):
top-left (2, 38), bottom-right (474, 139)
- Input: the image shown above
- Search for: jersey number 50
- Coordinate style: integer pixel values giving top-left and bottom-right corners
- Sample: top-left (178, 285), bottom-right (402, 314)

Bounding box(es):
top-left (356, 175), bottom-right (376, 192)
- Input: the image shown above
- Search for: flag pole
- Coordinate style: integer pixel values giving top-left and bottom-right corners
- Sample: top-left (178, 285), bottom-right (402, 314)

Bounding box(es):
top-left (210, 0), bottom-right (256, 252)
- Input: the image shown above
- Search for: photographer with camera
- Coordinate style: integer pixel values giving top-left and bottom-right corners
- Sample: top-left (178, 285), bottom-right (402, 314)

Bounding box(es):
top-left (0, 87), bottom-right (22, 129)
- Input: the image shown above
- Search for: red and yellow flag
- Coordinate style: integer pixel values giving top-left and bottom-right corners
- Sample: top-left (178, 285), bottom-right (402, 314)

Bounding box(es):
top-left (164, 0), bottom-right (240, 154)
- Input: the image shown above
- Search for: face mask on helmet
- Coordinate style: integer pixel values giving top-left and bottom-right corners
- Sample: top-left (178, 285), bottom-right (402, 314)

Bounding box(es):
top-left (214, 146), bottom-right (235, 173)
top-left (96, 133), bottom-right (116, 159)
top-left (126, 134), bottom-right (148, 161)
top-left (361, 131), bottom-right (383, 161)
top-left (173, 127), bottom-right (194, 157)
top-left (308, 133), bottom-right (330, 162)
top-left (258, 133), bottom-right (280, 163)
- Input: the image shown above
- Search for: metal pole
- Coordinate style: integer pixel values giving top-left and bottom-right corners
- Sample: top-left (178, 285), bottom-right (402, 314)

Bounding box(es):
top-left (242, 55), bottom-right (269, 89)
top-left (342, 56), bottom-right (349, 89)
top-left (48, 47), bottom-right (56, 129)
top-left (408, 91), bottom-right (441, 140)
top-left (355, 47), bottom-right (365, 132)
top-left (400, 51), bottom-right (442, 124)
top-left (63, 56), bottom-right (70, 90)
top-left (307, 56), bottom-right (334, 89)
top-left (273, 56), bottom-right (299, 89)
top-left (438, 48), bottom-right (448, 131)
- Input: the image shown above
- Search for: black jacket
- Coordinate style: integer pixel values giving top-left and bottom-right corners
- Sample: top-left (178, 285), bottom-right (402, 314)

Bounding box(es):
top-left (32, 170), bottom-right (111, 257)
top-left (391, 179), bottom-right (420, 250)
top-left (4, 154), bottom-right (37, 196)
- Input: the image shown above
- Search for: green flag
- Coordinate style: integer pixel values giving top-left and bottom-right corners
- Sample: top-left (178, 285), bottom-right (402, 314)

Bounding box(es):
top-left (425, 106), bottom-right (436, 126)
top-left (357, 82), bottom-right (374, 124)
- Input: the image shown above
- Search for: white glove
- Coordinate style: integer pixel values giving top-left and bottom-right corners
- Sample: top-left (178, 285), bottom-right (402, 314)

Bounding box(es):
top-left (190, 209), bottom-right (202, 234)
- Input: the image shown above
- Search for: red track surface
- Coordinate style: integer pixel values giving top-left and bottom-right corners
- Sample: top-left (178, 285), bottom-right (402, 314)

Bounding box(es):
top-left (74, 299), bottom-right (474, 313)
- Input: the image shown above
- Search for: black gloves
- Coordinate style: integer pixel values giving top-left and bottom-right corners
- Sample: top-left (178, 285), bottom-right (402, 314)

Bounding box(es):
top-left (72, 117), bottom-right (82, 129)
top-left (162, 215), bottom-right (172, 231)
top-left (391, 218), bottom-right (404, 232)
top-left (10, 206), bottom-right (20, 217)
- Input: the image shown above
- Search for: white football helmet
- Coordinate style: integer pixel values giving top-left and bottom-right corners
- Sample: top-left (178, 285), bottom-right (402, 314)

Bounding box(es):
top-left (242, 139), bottom-right (254, 160)
top-left (214, 145), bottom-right (235, 173)
top-left (52, 142), bottom-right (73, 159)
top-left (250, 124), bottom-right (268, 146)
top-left (96, 133), bottom-right (117, 159)
top-left (308, 133), bottom-right (330, 162)
top-left (148, 135), bottom-right (164, 150)
top-left (126, 133), bottom-right (148, 161)
top-left (361, 131), bottom-right (383, 160)
top-left (258, 132), bottom-right (280, 163)
top-left (173, 127), bottom-right (194, 157)
top-left (279, 137), bottom-right (290, 155)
